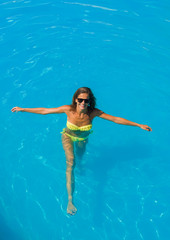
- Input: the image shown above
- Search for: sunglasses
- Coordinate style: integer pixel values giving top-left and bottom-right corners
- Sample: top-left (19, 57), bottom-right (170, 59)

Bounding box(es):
top-left (77, 98), bottom-right (90, 104)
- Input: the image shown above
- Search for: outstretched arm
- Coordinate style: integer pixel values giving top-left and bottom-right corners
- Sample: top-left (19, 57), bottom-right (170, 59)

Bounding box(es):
top-left (94, 109), bottom-right (152, 131)
top-left (11, 105), bottom-right (70, 115)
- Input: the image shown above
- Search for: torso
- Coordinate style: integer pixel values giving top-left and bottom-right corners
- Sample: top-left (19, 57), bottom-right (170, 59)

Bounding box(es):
top-left (65, 106), bottom-right (94, 126)
top-left (63, 106), bottom-right (98, 139)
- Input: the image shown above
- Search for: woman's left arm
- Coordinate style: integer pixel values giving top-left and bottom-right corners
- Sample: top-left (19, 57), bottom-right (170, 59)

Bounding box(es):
top-left (94, 109), bottom-right (152, 131)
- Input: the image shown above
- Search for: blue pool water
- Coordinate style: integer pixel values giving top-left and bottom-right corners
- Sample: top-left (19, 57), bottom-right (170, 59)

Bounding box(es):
top-left (1, 0), bottom-right (170, 239)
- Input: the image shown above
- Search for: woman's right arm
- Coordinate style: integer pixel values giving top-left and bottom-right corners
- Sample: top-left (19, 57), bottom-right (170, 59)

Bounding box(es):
top-left (11, 105), bottom-right (70, 115)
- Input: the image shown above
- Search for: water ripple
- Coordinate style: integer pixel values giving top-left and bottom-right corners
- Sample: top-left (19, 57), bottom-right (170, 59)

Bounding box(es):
top-left (0, 1), bottom-right (50, 9)
top-left (64, 2), bottom-right (118, 12)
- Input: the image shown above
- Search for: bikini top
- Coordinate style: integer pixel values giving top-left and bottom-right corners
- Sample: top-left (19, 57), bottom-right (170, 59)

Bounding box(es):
top-left (67, 121), bottom-right (92, 131)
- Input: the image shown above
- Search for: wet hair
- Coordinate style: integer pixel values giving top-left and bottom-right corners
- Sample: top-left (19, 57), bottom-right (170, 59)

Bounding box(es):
top-left (71, 87), bottom-right (96, 111)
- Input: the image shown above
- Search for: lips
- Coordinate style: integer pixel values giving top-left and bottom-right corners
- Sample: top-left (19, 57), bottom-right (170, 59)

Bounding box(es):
top-left (79, 104), bottom-right (85, 108)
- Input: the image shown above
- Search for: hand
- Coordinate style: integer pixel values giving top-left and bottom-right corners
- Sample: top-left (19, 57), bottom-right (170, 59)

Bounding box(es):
top-left (139, 124), bottom-right (152, 131)
top-left (11, 106), bottom-right (23, 112)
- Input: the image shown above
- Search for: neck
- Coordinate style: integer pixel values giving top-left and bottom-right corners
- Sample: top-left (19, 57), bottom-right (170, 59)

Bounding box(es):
top-left (76, 107), bottom-right (87, 115)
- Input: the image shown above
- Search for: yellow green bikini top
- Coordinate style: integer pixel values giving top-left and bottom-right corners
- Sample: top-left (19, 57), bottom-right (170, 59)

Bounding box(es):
top-left (67, 121), bottom-right (92, 131)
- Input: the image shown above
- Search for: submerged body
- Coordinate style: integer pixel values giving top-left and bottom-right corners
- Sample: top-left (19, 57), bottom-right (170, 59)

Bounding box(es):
top-left (11, 87), bottom-right (152, 215)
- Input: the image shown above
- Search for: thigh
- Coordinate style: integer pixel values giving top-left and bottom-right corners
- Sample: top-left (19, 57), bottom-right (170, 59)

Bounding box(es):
top-left (75, 139), bottom-right (88, 157)
top-left (62, 134), bottom-right (75, 166)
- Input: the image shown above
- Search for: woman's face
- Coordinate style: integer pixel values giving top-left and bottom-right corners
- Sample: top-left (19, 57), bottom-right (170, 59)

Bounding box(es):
top-left (75, 93), bottom-right (90, 110)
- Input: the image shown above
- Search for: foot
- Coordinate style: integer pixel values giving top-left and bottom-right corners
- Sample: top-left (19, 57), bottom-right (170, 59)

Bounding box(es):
top-left (67, 201), bottom-right (77, 215)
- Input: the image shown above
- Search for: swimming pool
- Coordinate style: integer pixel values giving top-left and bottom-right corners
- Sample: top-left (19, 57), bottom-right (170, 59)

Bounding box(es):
top-left (1, 0), bottom-right (170, 239)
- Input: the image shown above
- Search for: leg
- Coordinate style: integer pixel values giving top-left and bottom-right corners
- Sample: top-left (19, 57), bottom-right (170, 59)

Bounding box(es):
top-left (62, 134), bottom-right (77, 215)
top-left (75, 139), bottom-right (88, 159)
top-left (75, 140), bottom-right (88, 174)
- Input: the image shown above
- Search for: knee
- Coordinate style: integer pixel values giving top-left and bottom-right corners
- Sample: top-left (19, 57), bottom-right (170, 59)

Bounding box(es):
top-left (66, 156), bottom-right (75, 171)
top-left (76, 147), bottom-right (85, 158)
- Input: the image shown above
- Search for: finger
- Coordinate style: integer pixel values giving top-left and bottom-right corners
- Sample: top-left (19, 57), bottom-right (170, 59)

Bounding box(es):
top-left (12, 107), bottom-right (17, 112)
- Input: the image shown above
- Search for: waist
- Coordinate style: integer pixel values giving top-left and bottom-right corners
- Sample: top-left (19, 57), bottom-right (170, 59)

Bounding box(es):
top-left (61, 128), bottom-right (93, 142)
top-left (64, 127), bottom-right (92, 137)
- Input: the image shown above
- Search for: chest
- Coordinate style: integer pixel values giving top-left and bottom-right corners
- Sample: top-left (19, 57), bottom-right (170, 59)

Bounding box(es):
top-left (67, 111), bottom-right (92, 126)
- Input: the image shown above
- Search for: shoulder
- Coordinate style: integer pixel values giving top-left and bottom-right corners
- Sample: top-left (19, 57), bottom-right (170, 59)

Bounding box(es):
top-left (61, 105), bottom-right (73, 112)
top-left (90, 108), bottom-right (104, 119)
top-left (53, 105), bottom-right (72, 113)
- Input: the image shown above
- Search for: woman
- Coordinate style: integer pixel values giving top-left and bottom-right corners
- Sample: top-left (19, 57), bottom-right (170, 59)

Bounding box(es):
top-left (11, 87), bottom-right (152, 215)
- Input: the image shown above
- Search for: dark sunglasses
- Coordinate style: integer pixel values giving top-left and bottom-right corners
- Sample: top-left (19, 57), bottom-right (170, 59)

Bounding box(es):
top-left (77, 98), bottom-right (90, 104)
